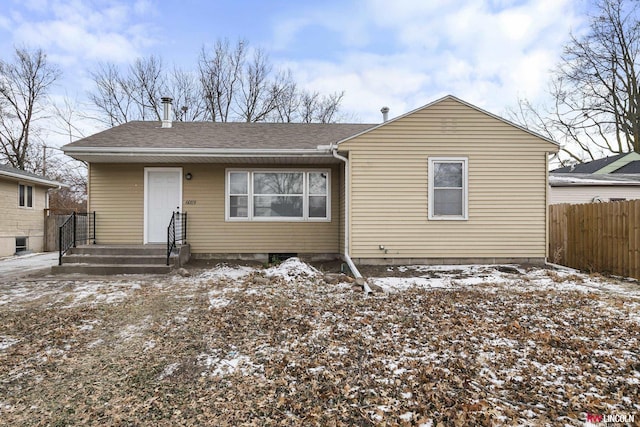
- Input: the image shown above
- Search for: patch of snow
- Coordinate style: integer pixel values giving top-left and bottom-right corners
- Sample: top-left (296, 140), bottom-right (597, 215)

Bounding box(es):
top-left (158, 362), bottom-right (180, 380)
top-left (208, 296), bottom-right (232, 309)
top-left (174, 315), bottom-right (188, 324)
top-left (488, 338), bottom-right (518, 348)
top-left (330, 346), bottom-right (349, 355)
top-left (143, 341), bottom-right (156, 351)
top-left (198, 351), bottom-right (262, 377)
top-left (61, 281), bottom-right (143, 307)
top-left (198, 264), bottom-right (254, 281)
top-left (308, 366), bottom-right (326, 374)
top-left (264, 257), bottom-right (321, 283)
top-left (77, 319), bottom-right (100, 332)
top-left (370, 276), bottom-right (448, 291)
top-left (87, 339), bottom-right (104, 348)
top-left (0, 251), bottom-right (58, 278)
top-left (119, 316), bottom-right (152, 341)
top-left (400, 412), bottom-right (414, 422)
top-left (0, 335), bottom-right (19, 350)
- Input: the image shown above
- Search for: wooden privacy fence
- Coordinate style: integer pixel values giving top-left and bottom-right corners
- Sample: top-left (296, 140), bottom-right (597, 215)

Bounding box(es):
top-left (549, 200), bottom-right (640, 279)
top-left (43, 210), bottom-right (73, 252)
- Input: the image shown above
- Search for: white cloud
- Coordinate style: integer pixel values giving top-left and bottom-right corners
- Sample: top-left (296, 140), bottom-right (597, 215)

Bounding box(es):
top-left (270, 0), bottom-right (585, 121)
top-left (5, 0), bottom-right (159, 65)
top-left (0, 0), bottom-right (589, 128)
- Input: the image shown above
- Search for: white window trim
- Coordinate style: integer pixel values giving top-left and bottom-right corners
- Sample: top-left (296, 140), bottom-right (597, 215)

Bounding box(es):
top-left (18, 183), bottom-right (34, 209)
top-left (428, 157), bottom-right (468, 221)
top-left (225, 169), bottom-right (331, 222)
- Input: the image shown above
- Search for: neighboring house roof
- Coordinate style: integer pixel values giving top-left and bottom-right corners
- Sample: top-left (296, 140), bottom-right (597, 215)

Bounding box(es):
top-left (336, 95), bottom-right (559, 148)
top-left (549, 172), bottom-right (640, 187)
top-left (63, 122), bottom-right (375, 163)
top-left (0, 164), bottom-right (65, 188)
top-left (551, 152), bottom-right (640, 174)
top-left (611, 160), bottom-right (640, 174)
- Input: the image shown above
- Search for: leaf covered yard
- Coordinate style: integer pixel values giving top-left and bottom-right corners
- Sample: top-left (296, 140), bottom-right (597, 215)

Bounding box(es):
top-left (0, 259), bottom-right (638, 426)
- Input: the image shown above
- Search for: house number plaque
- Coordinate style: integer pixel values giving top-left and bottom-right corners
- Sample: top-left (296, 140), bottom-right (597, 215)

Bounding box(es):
top-left (185, 200), bottom-right (196, 205)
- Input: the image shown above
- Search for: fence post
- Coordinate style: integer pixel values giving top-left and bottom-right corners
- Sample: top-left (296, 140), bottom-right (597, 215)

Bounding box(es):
top-left (92, 211), bottom-right (96, 244)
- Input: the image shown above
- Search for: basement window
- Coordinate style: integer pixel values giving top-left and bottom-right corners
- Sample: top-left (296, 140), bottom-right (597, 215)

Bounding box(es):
top-left (226, 169), bottom-right (330, 221)
top-left (15, 237), bottom-right (27, 254)
top-left (18, 184), bottom-right (33, 208)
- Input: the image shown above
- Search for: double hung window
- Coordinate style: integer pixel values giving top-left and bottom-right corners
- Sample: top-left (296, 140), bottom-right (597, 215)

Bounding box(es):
top-left (227, 170), bottom-right (330, 221)
top-left (428, 158), bottom-right (468, 220)
top-left (18, 184), bottom-right (33, 208)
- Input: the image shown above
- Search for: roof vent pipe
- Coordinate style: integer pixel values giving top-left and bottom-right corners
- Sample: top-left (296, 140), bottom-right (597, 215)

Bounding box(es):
top-left (381, 106), bottom-right (389, 122)
top-left (161, 97), bottom-right (173, 128)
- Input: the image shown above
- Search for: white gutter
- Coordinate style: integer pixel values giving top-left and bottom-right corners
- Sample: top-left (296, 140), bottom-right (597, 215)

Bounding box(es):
top-left (62, 147), bottom-right (332, 156)
top-left (0, 171), bottom-right (67, 188)
top-left (331, 145), bottom-right (372, 294)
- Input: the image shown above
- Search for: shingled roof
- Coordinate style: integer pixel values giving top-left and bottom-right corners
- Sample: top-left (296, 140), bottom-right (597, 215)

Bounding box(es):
top-left (611, 160), bottom-right (640, 173)
top-left (0, 164), bottom-right (65, 188)
top-left (551, 153), bottom-right (628, 174)
top-left (64, 121), bottom-right (375, 150)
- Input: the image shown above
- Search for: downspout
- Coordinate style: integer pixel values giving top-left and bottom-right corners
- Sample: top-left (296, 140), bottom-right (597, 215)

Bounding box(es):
top-left (331, 145), bottom-right (372, 294)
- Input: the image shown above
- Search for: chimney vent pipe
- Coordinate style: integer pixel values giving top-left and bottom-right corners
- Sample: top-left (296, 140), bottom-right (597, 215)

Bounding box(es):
top-left (161, 97), bottom-right (173, 128)
top-left (381, 106), bottom-right (389, 122)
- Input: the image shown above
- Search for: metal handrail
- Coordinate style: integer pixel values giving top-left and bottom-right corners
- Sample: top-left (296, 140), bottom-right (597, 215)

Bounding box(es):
top-left (58, 211), bottom-right (96, 265)
top-left (167, 211), bottom-right (187, 265)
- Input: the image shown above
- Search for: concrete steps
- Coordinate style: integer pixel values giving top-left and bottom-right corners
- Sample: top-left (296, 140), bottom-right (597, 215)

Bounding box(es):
top-left (53, 264), bottom-right (172, 275)
top-left (51, 245), bottom-right (188, 275)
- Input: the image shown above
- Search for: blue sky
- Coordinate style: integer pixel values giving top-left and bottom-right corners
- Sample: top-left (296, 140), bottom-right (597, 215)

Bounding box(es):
top-left (0, 0), bottom-right (590, 144)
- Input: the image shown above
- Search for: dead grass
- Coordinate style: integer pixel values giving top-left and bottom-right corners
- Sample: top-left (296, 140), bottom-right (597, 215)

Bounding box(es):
top-left (0, 263), bottom-right (639, 426)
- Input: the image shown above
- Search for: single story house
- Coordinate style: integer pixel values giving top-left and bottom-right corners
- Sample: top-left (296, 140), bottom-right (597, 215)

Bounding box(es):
top-left (550, 152), bottom-right (640, 204)
top-left (0, 164), bottom-right (65, 257)
top-left (62, 95), bottom-right (558, 267)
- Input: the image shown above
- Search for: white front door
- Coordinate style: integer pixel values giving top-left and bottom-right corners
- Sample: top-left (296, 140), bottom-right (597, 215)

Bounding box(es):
top-left (145, 168), bottom-right (182, 243)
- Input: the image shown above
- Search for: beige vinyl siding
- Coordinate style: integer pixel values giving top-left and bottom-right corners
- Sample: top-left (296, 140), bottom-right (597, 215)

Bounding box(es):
top-left (340, 98), bottom-right (556, 260)
top-left (90, 164), bottom-right (144, 244)
top-left (0, 178), bottom-right (48, 256)
top-left (90, 163), bottom-right (340, 254)
top-left (549, 185), bottom-right (640, 204)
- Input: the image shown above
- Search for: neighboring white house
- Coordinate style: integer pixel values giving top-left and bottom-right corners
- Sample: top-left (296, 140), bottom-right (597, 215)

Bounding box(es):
top-left (550, 152), bottom-right (640, 204)
top-left (549, 174), bottom-right (640, 204)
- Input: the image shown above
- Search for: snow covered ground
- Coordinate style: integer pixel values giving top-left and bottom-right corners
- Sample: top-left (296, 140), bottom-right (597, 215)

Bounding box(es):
top-left (0, 251), bottom-right (58, 279)
top-left (0, 258), bottom-right (638, 425)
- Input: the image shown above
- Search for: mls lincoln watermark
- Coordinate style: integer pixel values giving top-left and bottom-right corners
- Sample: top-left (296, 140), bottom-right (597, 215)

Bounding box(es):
top-left (586, 412), bottom-right (635, 425)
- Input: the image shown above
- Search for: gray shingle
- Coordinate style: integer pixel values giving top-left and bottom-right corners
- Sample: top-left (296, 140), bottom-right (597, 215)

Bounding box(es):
top-left (551, 153), bottom-right (628, 174)
top-left (0, 163), bottom-right (64, 187)
top-left (63, 121), bottom-right (376, 150)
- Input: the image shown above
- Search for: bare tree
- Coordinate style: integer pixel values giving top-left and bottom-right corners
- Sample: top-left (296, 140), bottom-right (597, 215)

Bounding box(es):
top-left (510, 0), bottom-right (640, 164)
top-left (88, 62), bottom-right (133, 126)
top-left (88, 57), bottom-right (166, 125)
top-left (271, 70), bottom-right (300, 123)
top-left (88, 39), bottom-right (346, 126)
top-left (314, 91), bottom-right (345, 123)
top-left (200, 38), bottom-right (345, 123)
top-left (126, 55), bottom-right (165, 121)
top-left (199, 39), bottom-right (246, 122)
top-left (0, 47), bottom-right (60, 170)
top-left (236, 48), bottom-right (279, 122)
top-left (48, 97), bottom-right (88, 210)
top-left (169, 67), bottom-right (208, 121)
